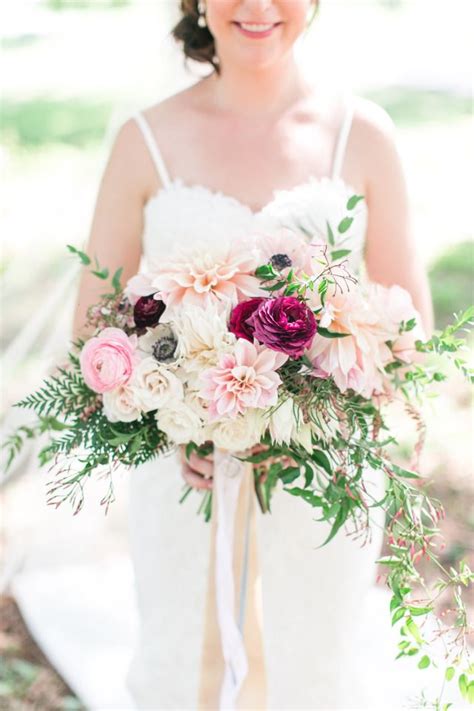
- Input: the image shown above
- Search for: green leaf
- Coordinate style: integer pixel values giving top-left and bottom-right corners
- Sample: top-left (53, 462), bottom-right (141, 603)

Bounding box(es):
top-left (406, 617), bottom-right (424, 645)
top-left (445, 666), bottom-right (455, 682)
top-left (346, 194), bottom-right (364, 210)
top-left (337, 216), bottom-right (353, 234)
top-left (331, 249), bottom-right (352, 261)
top-left (326, 221), bottom-right (335, 246)
top-left (467, 681), bottom-right (474, 704)
top-left (317, 326), bottom-right (350, 339)
top-left (391, 607), bottom-right (405, 625)
top-left (392, 463), bottom-right (421, 480)
top-left (408, 606), bottom-right (433, 616)
top-left (458, 673), bottom-right (468, 698)
top-left (91, 268), bottom-right (109, 280)
top-left (284, 487), bottom-right (323, 507)
top-left (315, 503), bottom-right (348, 548)
top-left (311, 449), bottom-right (332, 475)
top-left (279, 467), bottom-right (301, 485)
top-left (112, 267), bottom-right (123, 293)
top-left (418, 655), bottom-right (430, 669)
top-left (67, 243), bottom-right (91, 265)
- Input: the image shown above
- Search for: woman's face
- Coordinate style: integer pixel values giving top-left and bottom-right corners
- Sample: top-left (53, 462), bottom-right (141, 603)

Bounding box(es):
top-left (205, 0), bottom-right (316, 71)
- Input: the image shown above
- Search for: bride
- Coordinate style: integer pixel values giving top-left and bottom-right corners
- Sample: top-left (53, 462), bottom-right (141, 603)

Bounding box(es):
top-left (73, 0), bottom-right (437, 708)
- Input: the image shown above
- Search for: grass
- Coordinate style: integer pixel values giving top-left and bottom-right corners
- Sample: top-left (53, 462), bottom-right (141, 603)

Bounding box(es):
top-left (363, 87), bottom-right (472, 126)
top-left (1, 98), bottom-right (113, 149)
top-left (429, 241), bottom-right (474, 329)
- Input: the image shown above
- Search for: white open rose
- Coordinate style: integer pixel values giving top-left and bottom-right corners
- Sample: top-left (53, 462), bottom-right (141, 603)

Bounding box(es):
top-left (155, 401), bottom-right (206, 445)
top-left (102, 384), bottom-right (142, 423)
top-left (206, 408), bottom-right (266, 452)
top-left (133, 356), bottom-right (183, 412)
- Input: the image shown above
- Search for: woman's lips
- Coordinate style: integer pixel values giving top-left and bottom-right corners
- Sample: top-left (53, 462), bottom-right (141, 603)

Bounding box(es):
top-left (233, 21), bottom-right (281, 39)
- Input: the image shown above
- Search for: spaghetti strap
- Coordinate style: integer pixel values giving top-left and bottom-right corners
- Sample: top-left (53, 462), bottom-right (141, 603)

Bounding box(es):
top-left (132, 110), bottom-right (171, 188)
top-left (331, 97), bottom-right (355, 181)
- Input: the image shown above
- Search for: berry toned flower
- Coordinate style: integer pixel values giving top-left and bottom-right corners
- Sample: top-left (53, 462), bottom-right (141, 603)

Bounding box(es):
top-left (133, 295), bottom-right (166, 330)
top-left (229, 297), bottom-right (267, 342)
top-left (79, 327), bottom-right (138, 393)
top-left (248, 296), bottom-right (317, 358)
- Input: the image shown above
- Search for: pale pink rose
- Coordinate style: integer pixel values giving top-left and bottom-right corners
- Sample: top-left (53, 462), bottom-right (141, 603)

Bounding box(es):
top-left (80, 327), bottom-right (138, 393)
top-left (150, 238), bottom-right (265, 311)
top-left (306, 289), bottom-right (388, 398)
top-left (254, 228), bottom-right (314, 275)
top-left (124, 272), bottom-right (158, 306)
top-left (199, 339), bottom-right (288, 420)
top-left (367, 283), bottom-right (426, 363)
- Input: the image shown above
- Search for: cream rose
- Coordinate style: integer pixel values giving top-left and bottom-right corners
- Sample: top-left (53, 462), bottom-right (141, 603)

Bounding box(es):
top-left (102, 383), bottom-right (142, 423)
top-left (133, 356), bottom-right (183, 412)
top-left (206, 408), bottom-right (266, 452)
top-left (155, 402), bottom-right (205, 445)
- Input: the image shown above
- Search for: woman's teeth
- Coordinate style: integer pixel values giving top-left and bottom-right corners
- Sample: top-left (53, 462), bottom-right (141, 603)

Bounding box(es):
top-left (239, 23), bottom-right (274, 32)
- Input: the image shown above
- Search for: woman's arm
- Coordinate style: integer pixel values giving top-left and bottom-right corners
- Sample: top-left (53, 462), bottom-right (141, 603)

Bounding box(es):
top-left (354, 98), bottom-right (434, 337)
top-left (72, 118), bottom-right (150, 341)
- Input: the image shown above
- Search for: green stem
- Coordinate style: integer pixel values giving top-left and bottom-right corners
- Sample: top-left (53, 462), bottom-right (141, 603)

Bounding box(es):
top-left (179, 485), bottom-right (193, 505)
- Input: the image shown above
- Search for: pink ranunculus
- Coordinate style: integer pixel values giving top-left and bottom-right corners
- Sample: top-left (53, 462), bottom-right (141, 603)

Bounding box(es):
top-left (80, 327), bottom-right (138, 393)
top-left (199, 338), bottom-right (288, 420)
top-left (248, 296), bottom-right (317, 358)
top-left (229, 297), bottom-right (267, 342)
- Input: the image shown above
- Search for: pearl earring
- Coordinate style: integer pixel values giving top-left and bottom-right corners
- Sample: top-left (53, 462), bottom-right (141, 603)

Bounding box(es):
top-left (197, 0), bottom-right (207, 28)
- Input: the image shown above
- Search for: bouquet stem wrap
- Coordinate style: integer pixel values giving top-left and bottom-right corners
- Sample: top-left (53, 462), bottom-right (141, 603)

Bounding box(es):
top-left (198, 449), bottom-right (267, 710)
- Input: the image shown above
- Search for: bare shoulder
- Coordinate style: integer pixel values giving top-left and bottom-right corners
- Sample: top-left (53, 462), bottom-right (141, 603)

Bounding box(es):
top-left (351, 95), bottom-right (397, 142)
top-left (349, 95), bottom-right (403, 190)
top-left (117, 82), bottom-right (205, 197)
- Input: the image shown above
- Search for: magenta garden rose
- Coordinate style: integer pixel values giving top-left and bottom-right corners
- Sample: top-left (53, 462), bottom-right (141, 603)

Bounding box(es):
top-left (247, 296), bottom-right (317, 358)
top-left (79, 327), bottom-right (138, 393)
top-left (228, 297), bottom-right (266, 342)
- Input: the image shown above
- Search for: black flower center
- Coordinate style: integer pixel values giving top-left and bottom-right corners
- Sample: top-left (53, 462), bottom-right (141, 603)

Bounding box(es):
top-left (270, 253), bottom-right (292, 271)
top-left (152, 336), bottom-right (177, 363)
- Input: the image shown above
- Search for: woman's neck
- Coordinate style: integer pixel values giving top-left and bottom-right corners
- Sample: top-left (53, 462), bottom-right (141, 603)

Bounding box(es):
top-left (203, 54), bottom-right (312, 118)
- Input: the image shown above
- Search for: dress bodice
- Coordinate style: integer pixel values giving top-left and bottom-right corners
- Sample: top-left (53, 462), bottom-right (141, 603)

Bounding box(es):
top-left (133, 96), bottom-right (368, 276)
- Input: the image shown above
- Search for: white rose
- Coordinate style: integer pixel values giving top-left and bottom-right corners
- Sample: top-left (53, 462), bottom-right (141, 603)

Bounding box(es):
top-left (185, 389), bottom-right (210, 421)
top-left (206, 409), bottom-right (266, 452)
top-left (102, 384), bottom-right (142, 423)
top-left (155, 402), bottom-right (206, 445)
top-left (133, 356), bottom-right (183, 412)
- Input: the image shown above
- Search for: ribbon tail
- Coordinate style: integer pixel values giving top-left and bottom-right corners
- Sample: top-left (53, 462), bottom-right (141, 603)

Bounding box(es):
top-left (197, 448), bottom-right (267, 710)
top-left (214, 448), bottom-right (248, 709)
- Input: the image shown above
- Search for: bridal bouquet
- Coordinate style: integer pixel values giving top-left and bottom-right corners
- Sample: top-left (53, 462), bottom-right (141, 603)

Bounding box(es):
top-left (3, 194), bottom-right (473, 707)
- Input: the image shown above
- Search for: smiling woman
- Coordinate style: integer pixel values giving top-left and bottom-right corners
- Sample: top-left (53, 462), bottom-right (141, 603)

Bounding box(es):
top-left (172, 0), bottom-right (319, 74)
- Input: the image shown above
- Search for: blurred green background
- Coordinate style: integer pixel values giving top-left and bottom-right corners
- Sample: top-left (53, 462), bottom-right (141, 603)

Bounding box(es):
top-left (0, 0), bottom-right (472, 708)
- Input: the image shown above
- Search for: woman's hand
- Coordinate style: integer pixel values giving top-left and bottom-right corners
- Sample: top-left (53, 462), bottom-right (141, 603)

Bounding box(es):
top-left (178, 443), bottom-right (274, 490)
top-left (179, 445), bottom-right (214, 490)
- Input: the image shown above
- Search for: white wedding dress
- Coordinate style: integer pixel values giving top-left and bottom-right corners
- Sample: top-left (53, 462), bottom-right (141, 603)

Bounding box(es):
top-left (124, 99), bottom-right (463, 710)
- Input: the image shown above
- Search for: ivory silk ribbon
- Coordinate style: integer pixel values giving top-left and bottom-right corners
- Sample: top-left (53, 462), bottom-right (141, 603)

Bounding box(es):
top-left (197, 448), bottom-right (267, 710)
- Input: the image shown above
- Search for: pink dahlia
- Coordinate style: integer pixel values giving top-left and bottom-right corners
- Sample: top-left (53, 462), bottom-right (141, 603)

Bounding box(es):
top-left (199, 339), bottom-right (288, 420)
top-left (150, 238), bottom-right (265, 310)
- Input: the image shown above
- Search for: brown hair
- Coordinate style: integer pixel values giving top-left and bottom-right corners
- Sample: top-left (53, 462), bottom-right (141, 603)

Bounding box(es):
top-left (171, 0), bottom-right (319, 75)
